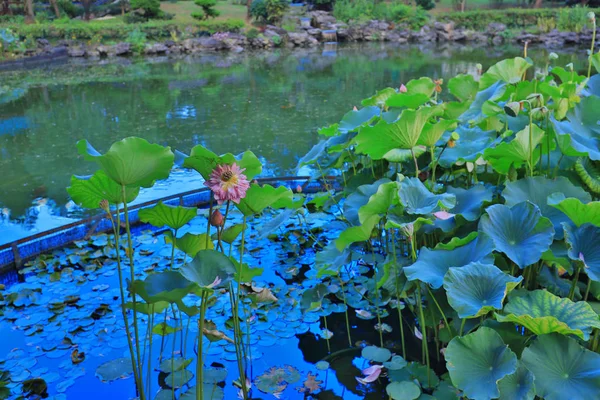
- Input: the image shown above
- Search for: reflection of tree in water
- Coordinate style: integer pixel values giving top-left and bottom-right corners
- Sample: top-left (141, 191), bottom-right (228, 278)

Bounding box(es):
top-left (0, 43), bottom-right (586, 221)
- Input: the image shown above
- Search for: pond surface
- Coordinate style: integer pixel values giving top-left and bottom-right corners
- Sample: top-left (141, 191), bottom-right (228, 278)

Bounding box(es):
top-left (0, 42), bottom-right (589, 244)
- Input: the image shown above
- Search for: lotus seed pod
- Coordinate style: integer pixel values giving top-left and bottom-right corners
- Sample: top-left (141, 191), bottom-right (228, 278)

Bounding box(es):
top-left (504, 102), bottom-right (521, 117)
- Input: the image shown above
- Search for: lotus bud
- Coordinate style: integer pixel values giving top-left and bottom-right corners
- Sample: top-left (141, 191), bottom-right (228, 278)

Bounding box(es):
top-left (475, 63), bottom-right (483, 74)
top-left (210, 209), bottom-right (224, 227)
top-left (296, 185), bottom-right (302, 193)
top-left (566, 62), bottom-right (574, 71)
top-left (504, 101), bottom-right (521, 117)
top-left (588, 11), bottom-right (596, 23)
top-left (353, 106), bottom-right (358, 111)
top-left (531, 106), bottom-right (548, 120)
top-left (399, 84), bottom-right (407, 93)
top-left (549, 52), bottom-right (558, 60)
top-left (99, 199), bottom-right (110, 213)
top-left (450, 131), bottom-right (460, 141)
top-left (526, 93), bottom-right (544, 108)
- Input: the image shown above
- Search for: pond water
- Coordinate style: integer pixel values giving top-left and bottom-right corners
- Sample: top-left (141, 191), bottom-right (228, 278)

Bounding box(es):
top-left (0, 42), bottom-right (589, 244)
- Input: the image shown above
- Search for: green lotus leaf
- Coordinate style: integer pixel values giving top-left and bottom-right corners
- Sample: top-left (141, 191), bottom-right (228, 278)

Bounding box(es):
top-left (521, 334), bottom-right (600, 400)
top-left (355, 106), bottom-right (442, 159)
top-left (551, 95), bottom-right (600, 161)
top-left (214, 223), bottom-right (245, 244)
top-left (138, 201), bottom-right (197, 230)
top-left (537, 265), bottom-right (580, 299)
top-left (383, 355), bottom-right (408, 371)
top-left (358, 181), bottom-right (399, 224)
top-left (479, 202), bottom-right (554, 269)
top-left (131, 271), bottom-right (195, 304)
top-left (496, 289), bottom-right (600, 340)
top-left (183, 145), bottom-right (262, 180)
top-left (388, 362), bottom-right (439, 389)
top-left (480, 57), bottom-right (533, 89)
top-left (503, 177), bottom-right (591, 239)
top-left (180, 250), bottom-right (236, 288)
top-left (96, 358), bottom-right (134, 382)
top-left (497, 363), bottom-right (535, 400)
top-left (398, 177), bottom-right (456, 215)
top-left (443, 262), bottom-right (522, 319)
top-left (236, 184), bottom-right (294, 216)
top-left (318, 123), bottom-right (340, 137)
top-left (385, 93), bottom-right (431, 109)
top-left (480, 320), bottom-right (528, 357)
top-left (575, 157), bottom-right (600, 195)
top-left (548, 193), bottom-right (600, 227)
top-left (385, 215), bottom-right (432, 233)
top-left (344, 179), bottom-right (390, 226)
top-left (300, 283), bottom-right (328, 311)
top-left (446, 185), bottom-right (494, 221)
top-left (459, 81), bottom-right (506, 124)
top-left (230, 258), bottom-right (264, 283)
top-left (386, 381), bottom-right (421, 400)
top-left (564, 222), bottom-right (600, 282)
top-left (437, 126), bottom-right (498, 167)
top-left (297, 140), bottom-right (328, 167)
top-left (362, 87), bottom-right (397, 107)
top-left (77, 137), bottom-right (174, 188)
top-left (338, 106), bottom-right (380, 134)
top-left (407, 77), bottom-right (436, 96)
top-left (335, 215), bottom-right (380, 251)
top-left (417, 119), bottom-right (458, 148)
top-left (362, 346), bottom-right (392, 362)
top-left (445, 327), bottom-right (517, 400)
top-left (68, 170), bottom-right (139, 208)
top-left (164, 232), bottom-right (214, 258)
top-left (404, 233), bottom-right (495, 289)
top-left (448, 73), bottom-right (479, 102)
top-left (383, 146), bottom-right (426, 162)
top-left (434, 231), bottom-right (478, 250)
top-left (483, 124), bottom-right (545, 174)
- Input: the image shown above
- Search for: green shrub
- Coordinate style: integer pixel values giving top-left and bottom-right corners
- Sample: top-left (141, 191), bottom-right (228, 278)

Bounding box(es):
top-left (245, 27), bottom-right (260, 39)
top-left (557, 6), bottom-right (591, 32)
top-left (193, 0), bottom-right (220, 20)
top-left (333, 0), bottom-right (429, 29)
top-left (126, 28), bottom-right (147, 53)
top-left (250, 0), bottom-right (288, 23)
top-left (333, 0), bottom-right (373, 23)
top-left (57, 0), bottom-right (80, 18)
top-left (439, 8), bottom-right (600, 31)
top-left (250, 0), bottom-right (268, 21)
top-left (415, 0), bottom-right (435, 11)
top-left (130, 0), bottom-right (161, 17)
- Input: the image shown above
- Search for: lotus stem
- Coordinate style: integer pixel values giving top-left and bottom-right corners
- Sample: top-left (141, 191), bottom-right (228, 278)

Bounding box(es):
top-left (588, 19), bottom-right (597, 79)
top-left (585, 280), bottom-right (592, 301)
top-left (459, 318), bottom-right (466, 336)
top-left (410, 147), bottom-right (419, 178)
top-left (323, 315), bottom-right (332, 354)
top-left (122, 186), bottom-right (145, 400)
top-left (108, 209), bottom-right (142, 395)
top-left (338, 276), bottom-right (353, 348)
top-left (170, 229), bottom-right (177, 270)
top-left (528, 105), bottom-right (534, 177)
top-left (416, 284), bottom-right (430, 387)
top-left (569, 265), bottom-right (580, 300)
top-left (206, 194), bottom-right (213, 249)
top-left (390, 232), bottom-right (406, 358)
top-left (426, 286), bottom-right (453, 339)
top-left (235, 216), bottom-right (249, 400)
top-left (196, 291), bottom-right (209, 400)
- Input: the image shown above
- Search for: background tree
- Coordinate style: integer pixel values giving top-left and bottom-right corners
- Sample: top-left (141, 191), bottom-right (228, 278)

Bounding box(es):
top-left (192, 0), bottom-right (220, 20)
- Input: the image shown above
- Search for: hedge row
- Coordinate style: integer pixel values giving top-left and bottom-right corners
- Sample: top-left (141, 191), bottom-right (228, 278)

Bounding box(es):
top-left (0, 19), bottom-right (246, 41)
top-left (439, 8), bottom-right (600, 31)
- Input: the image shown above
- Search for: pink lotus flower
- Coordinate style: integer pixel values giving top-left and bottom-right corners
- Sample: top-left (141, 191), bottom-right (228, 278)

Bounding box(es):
top-left (356, 364), bottom-right (383, 384)
top-left (205, 163), bottom-right (250, 205)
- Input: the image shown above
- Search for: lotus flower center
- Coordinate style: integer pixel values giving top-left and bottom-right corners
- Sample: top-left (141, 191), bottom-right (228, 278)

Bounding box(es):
top-left (221, 170), bottom-right (234, 182)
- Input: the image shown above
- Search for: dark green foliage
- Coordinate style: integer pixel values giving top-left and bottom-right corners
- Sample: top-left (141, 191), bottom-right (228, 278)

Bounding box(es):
top-left (130, 0), bottom-right (161, 18)
top-left (415, 0), bottom-right (435, 11)
top-left (192, 0), bottom-right (220, 21)
top-left (250, 0), bottom-right (288, 23)
top-left (333, 0), bottom-right (429, 29)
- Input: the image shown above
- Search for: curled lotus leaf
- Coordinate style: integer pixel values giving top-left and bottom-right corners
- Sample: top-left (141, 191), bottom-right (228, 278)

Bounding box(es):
top-left (495, 289), bottom-right (600, 340)
top-left (138, 201), bottom-right (197, 230)
top-left (67, 170), bottom-right (139, 209)
top-left (398, 177), bottom-right (456, 215)
top-left (563, 222), bottom-right (600, 282)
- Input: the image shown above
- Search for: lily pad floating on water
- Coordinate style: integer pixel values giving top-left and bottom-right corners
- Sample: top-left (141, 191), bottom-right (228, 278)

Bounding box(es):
top-left (445, 327), bottom-right (517, 400)
top-left (521, 334), bottom-right (600, 400)
top-left (495, 289), bottom-right (600, 340)
top-left (443, 262), bottom-right (522, 319)
top-left (255, 365), bottom-right (301, 394)
top-left (361, 346), bottom-right (391, 363)
top-left (386, 381), bottom-right (421, 400)
top-left (95, 358), bottom-right (133, 382)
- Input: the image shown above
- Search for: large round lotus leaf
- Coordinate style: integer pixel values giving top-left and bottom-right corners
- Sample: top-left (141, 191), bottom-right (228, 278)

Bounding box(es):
top-left (551, 95), bottom-right (600, 161)
top-left (548, 193), bottom-right (600, 227)
top-left (388, 362), bottom-right (439, 390)
top-left (255, 365), bottom-right (301, 394)
top-left (479, 57), bottom-right (533, 89)
top-left (479, 201), bottom-right (554, 269)
top-left (459, 81), bottom-right (506, 125)
top-left (417, 119), bottom-right (459, 148)
top-left (164, 231), bottom-right (213, 258)
top-left (503, 177), bottom-right (591, 239)
top-left (358, 181), bottom-right (400, 224)
top-left (338, 106), bottom-right (380, 134)
top-left (398, 177), bottom-right (456, 215)
top-left (495, 289), bottom-right (600, 340)
top-left (445, 327), bottom-right (517, 400)
top-left (445, 185), bottom-right (494, 221)
top-left (362, 87), bottom-right (397, 107)
top-left (77, 137), bottom-right (174, 188)
top-left (438, 126), bottom-right (498, 167)
top-left (95, 358), bottom-right (133, 382)
top-left (343, 179), bottom-right (391, 226)
top-left (448, 73), bottom-right (479, 102)
top-left (68, 170), bottom-right (139, 209)
top-left (335, 214), bottom-right (380, 251)
top-left (138, 201), bottom-right (197, 230)
top-left (131, 271), bottom-right (195, 304)
top-left (483, 125), bottom-right (545, 174)
top-left (164, 370), bottom-right (193, 389)
top-left (180, 250), bottom-right (236, 288)
top-left (443, 262), bottom-right (522, 318)
top-left (404, 233), bottom-right (495, 289)
top-left (521, 334), bottom-right (600, 400)
top-left (564, 223), bottom-right (600, 282)
top-left (386, 381), bottom-right (421, 400)
top-left (183, 145), bottom-right (262, 180)
top-left (497, 363), bottom-right (535, 400)
top-left (179, 385), bottom-right (224, 400)
top-left (361, 346), bottom-right (392, 363)
top-left (355, 106), bottom-right (443, 159)
top-left (235, 184), bottom-right (294, 216)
